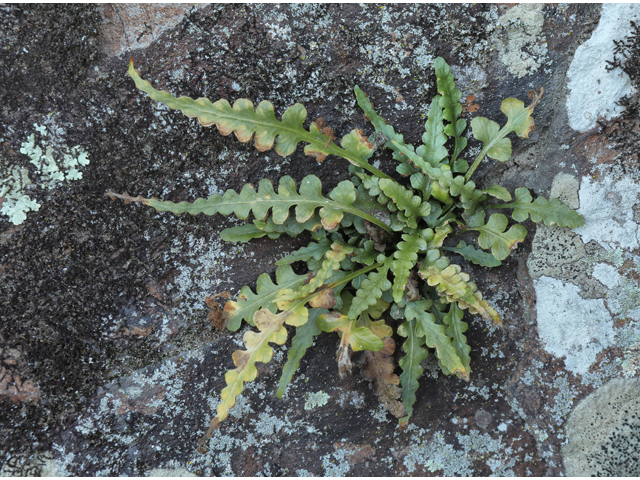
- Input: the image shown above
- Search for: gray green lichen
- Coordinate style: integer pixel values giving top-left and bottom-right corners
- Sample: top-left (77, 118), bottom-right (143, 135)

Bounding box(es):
top-left (1, 123), bottom-right (90, 225)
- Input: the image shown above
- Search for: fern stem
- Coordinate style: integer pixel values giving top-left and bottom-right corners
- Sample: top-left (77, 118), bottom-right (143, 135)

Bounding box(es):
top-left (464, 120), bottom-right (515, 182)
top-left (434, 202), bottom-right (457, 228)
top-left (341, 206), bottom-right (393, 234)
top-left (327, 261), bottom-right (384, 289)
top-left (464, 147), bottom-right (489, 183)
top-left (450, 137), bottom-right (461, 166)
top-left (325, 143), bottom-right (392, 180)
top-left (277, 262), bottom-right (384, 311)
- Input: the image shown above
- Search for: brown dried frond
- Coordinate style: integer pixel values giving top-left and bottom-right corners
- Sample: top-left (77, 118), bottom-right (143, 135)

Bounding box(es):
top-left (205, 292), bottom-right (230, 330)
top-left (360, 338), bottom-right (405, 418)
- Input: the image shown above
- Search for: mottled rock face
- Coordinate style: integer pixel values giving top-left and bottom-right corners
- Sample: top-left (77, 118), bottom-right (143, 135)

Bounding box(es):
top-left (1, 3), bottom-right (639, 476)
top-left (563, 377), bottom-right (640, 476)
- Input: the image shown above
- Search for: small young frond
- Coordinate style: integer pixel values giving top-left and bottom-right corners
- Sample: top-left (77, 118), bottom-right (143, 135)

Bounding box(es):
top-left (469, 213), bottom-right (527, 261)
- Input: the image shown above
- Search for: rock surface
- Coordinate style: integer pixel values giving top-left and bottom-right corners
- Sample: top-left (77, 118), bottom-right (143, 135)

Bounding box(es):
top-left (1, 3), bottom-right (639, 476)
top-left (563, 377), bottom-right (640, 476)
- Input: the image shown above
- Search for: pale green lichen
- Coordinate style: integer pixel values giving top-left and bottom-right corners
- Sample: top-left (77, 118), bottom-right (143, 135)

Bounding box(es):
top-left (304, 391), bottom-right (330, 410)
top-left (145, 467), bottom-right (197, 477)
top-left (605, 277), bottom-right (640, 316)
top-left (20, 125), bottom-right (90, 185)
top-left (1, 123), bottom-right (90, 225)
top-left (0, 165), bottom-right (40, 225)
top-left (615, 318), bottom-right (640, 377)
top-left (585, 247), bottom-right (625, 269)
top-left (403, 431), bottom-right (467, 475)
top-left (321, 448), bottom-right (352, 476)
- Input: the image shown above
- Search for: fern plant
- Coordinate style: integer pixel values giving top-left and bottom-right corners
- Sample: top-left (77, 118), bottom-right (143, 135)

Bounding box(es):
top-left (108, 57), bottom-right (584, 453)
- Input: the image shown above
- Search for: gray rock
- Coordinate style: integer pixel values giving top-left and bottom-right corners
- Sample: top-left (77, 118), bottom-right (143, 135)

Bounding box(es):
top-left (1, 3), bottom-right (638, 476)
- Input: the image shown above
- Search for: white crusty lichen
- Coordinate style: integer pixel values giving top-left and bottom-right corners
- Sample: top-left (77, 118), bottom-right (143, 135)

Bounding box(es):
top-left (534, 276), bottom-right (614, 375)
top-left (493, 3), bottom-right (548, 78)
top-left (566, 4), bottom-right (640, 132)
top-left (1, 123), bottom-right (90, 225)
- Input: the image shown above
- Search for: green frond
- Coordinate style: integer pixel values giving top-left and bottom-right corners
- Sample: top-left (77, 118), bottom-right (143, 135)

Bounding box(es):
top-left (443, 302), bottom-right (472, 377)
top-left (397, 318), bottom-right (429, 423)
top-left (221, 215), bottom-right (323, 242)
top-left (418, 252), bottom-right (502, 325)
top-left (354, 85), bottom-right (422, 170)
top-left (442, 240), bottom-right (502, 268)
top-left (277, 308), bottom-right (324, 398)
top-left (351, 240), bottom-right (379, 267)
top-left (448, 176), bottom-right (485, 213)
top-left (340, 129), bottom-right (376, 166)
top-left (392, 233), bottom-right (426, 303)
top-left (416, 95), bottom-right (448, 168)
top-left (471, 117), bottom-right (512, 162)
top-left (354, 86), bottom-right (412, 150)
top-left (348, 256), bottom-right (392, 319)
top-left (223, 264), bottom-right (307, 331)
top-left (130, 60), bottom-right (312, 156)
top-left (305, 242), bottom-right (353, 294)
top-left (404, 300), bottom-right (469, 380)
top-left (378, 138), bottom-right (481, 211)
top-left (133, 174), bottom-right (391, 234)
top-left (378, 178), bottom-right (431, 228)
top-left (469, 213), bottom-right (527, 261)
top-left (426, 223), bottom-right (452, 250)
top-left (481, 185), bottom-right (512, 202)
top-left (493, 187), bottom-right (584, 228)
top-left (220, 223), bottom-right (271, 243)
top-left (434, 57), bottom-right (468, 162)
top-left (275, 238), bottom-right (332, 265)
top-left (466, 88), bottom-right (544, 180)
top-left (354, 170), bottom-right (383, 197)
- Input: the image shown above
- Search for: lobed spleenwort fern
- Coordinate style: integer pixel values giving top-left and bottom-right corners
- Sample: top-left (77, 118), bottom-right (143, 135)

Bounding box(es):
top-left (107, 57), bottom-right (584, 453)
